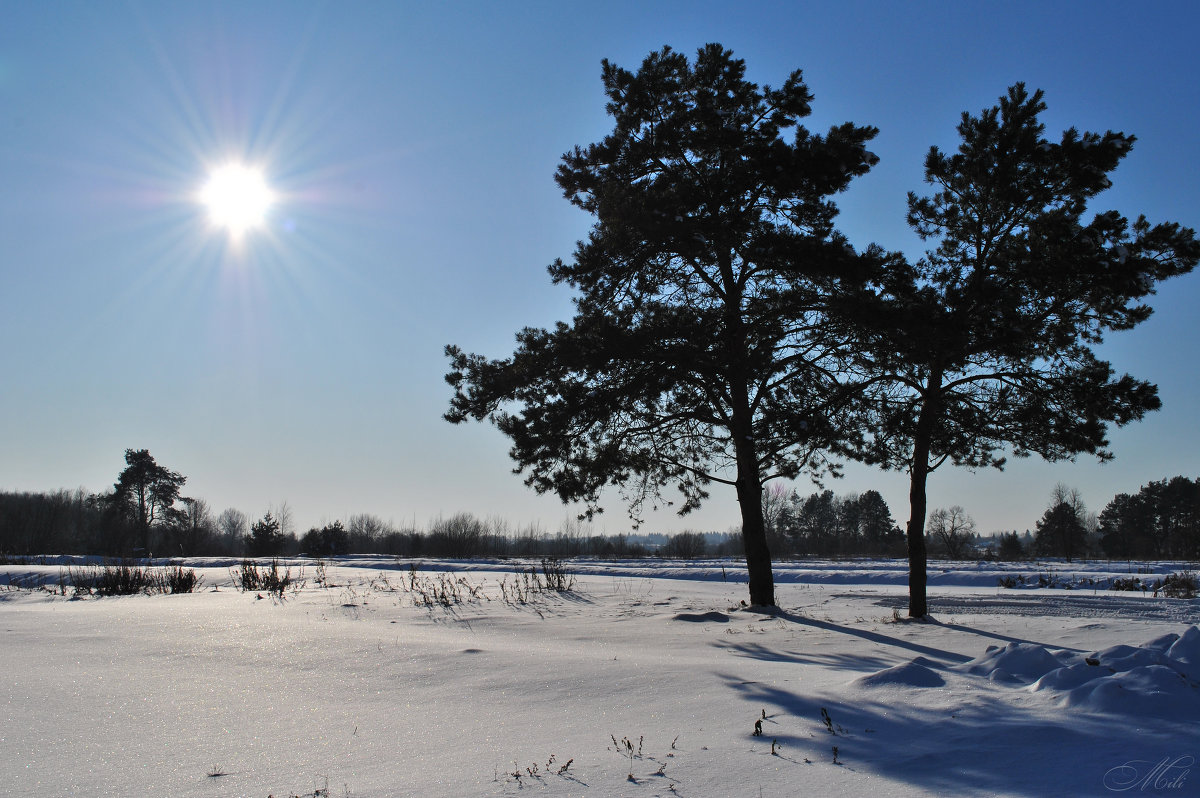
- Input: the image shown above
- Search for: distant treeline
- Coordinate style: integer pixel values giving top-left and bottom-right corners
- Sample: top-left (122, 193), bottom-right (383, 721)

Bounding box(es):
top-left (978, 477), bottom-right (1200, 562)
top-left (0, 488), bottom-right (741, 560)
top-left (2, 459), bottom-right (1198, 562)
top-left (764, 477), bottom-right (1200, 562)
top-left (760, 487), bottom-right (907, 558)
top-left (1096, 476), bottom-right (1200, 560)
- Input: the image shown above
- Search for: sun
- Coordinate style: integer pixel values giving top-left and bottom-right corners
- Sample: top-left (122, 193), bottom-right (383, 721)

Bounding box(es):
top-left (199, 163), bottom-right (274, 234)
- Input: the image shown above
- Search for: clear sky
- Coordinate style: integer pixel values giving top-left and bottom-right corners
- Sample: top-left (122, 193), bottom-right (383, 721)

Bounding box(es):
top-left (2, 1), bottom-right (1198, 538)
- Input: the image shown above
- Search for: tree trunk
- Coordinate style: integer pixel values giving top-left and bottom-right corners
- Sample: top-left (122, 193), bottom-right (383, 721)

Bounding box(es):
top-left (737, 473), bottom-right (775, 607)
top-left (906, 369), bottom-right (943, 618)
top-left (729, 392), bottom-right (774, 606)
top-left (719, 256), bottom-right (775, 607)
top-left (137, 485), bottom-right (151, 558)
top-left (906, 451), bottom-right (930, 618)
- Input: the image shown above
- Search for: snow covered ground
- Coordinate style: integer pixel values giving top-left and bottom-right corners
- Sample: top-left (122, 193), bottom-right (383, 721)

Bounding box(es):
top-left (1, 557), bottom-right (1197, 797)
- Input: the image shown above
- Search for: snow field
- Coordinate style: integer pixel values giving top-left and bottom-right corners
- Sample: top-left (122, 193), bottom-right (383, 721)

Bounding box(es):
top-left (1, 558), bottom-right (1197, 797)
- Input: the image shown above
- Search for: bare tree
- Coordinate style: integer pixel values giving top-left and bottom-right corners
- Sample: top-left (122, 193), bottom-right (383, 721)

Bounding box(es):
top-left (348, 513), bottom-right (391, 550)
top-left (177, 497), bottom-right (214, 555)
top-left (273, 501), bottom-right (295, 540)
top-left (927, 506), bottom-right (976, 560)
top-left (216, 508), bottom-right (249, 554)
top-left (1051, 483), bottom-right (1086, 517)
top-left (761, 483), bottom-right (794, 554)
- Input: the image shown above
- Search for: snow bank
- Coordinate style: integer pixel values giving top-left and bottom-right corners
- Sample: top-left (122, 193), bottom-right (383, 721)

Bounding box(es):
top-left (853, 657), bottom-right (946, 688)
top-left (1167, 624), bottom-right (1200, 666)
top-left (1056, 664), bottom-right (1200, 716)
top-left (1028, 626), bottom-right (1200, 718)
top-left (850, 625), bottom-right (1200, 721)
top-left (947, 627), bottom-right (1200, 719)
top-left (953, 642), bottom-right (1072, 684)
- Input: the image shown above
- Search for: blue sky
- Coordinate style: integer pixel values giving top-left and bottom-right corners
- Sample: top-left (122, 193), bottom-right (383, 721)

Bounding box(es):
top-left (2, 1), bottom-right (1198, 537)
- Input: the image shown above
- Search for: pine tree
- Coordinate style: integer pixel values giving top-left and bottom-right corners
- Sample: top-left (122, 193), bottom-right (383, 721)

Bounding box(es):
top-left (246, 512), bottom-right (284, 557)
top-left (445, 44), bottom-right (882, 606)
top-left (997, 531), bottom-right (1025, 561)
top-left (850, 84), bottom-right (1199, 615)
top-left (1035, 502), bottom-right (1088, 561)
top-left (856, 489), bottom-right (901, 554)
top-left (107, 449), bottom-right (187, 556)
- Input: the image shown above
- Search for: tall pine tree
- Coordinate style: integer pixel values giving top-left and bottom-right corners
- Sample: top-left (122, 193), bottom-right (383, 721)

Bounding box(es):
top-left (107, 449), bottom-right (187, 556)
top-left (850, 84), bottom-right (1198, 616)
top-left (446, 45), bottom-right (881, 606)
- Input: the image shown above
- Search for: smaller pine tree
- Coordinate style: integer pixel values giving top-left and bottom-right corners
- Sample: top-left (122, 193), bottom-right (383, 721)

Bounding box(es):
top-left (997, 532), bottom-right (1025, 561)
top-left (246, 512), bottom-right (284, 557)
top-left (1035, 503), bottom-right (1088, 561)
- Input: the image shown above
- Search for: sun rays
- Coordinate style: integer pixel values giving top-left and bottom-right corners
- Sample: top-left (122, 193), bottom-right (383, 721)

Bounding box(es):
top-left (198, 163), bottom-right (275, 236)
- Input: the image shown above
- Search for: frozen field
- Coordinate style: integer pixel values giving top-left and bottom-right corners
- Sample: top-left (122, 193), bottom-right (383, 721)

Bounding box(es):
top-left (2, 557), bottom-right (1197, 797)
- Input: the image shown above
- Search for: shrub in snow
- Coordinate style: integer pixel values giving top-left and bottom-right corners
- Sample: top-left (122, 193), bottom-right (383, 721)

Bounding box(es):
top-left (610, 735), bottom-right (642, 781)
top-left (97, 562), bottom-right (157, 595)
top-left (1157, 571), bottom-right (1198, 599)
top-left (497, 559), bottom-right (576, 605)
top-left (231, 558), bottom-right (300, 597)
top-left (402, 568), bottom-right (487, 607)
top-left (539, 557), bottom-right (575, 592)
top-left (163, 565), bottom-right (202, 594)
top-left (63, 562), bottom-right (201, 596)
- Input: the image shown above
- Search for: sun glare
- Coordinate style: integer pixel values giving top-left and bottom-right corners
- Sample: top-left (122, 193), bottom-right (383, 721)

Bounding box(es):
top-left (199, 163), bottom-right (274, 234)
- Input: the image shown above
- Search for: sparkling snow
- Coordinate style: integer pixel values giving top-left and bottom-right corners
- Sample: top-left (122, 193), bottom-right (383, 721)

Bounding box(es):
top-left (2, 557), bottom-right (1197, 797)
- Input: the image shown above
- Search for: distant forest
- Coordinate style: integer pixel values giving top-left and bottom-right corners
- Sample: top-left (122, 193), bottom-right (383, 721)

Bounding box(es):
top-left (1, 450), bottom-right (1196, 562)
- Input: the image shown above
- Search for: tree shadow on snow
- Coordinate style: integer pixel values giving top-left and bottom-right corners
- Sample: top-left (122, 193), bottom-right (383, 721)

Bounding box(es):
top-left (931, 618), bottom-right (1087, 653)
top-left (751, 610), bottom-right (974, 665)
top-left (714, 640), bottom-right (895, 673)
top-left (715, 643), bottom-right (1186, 796)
